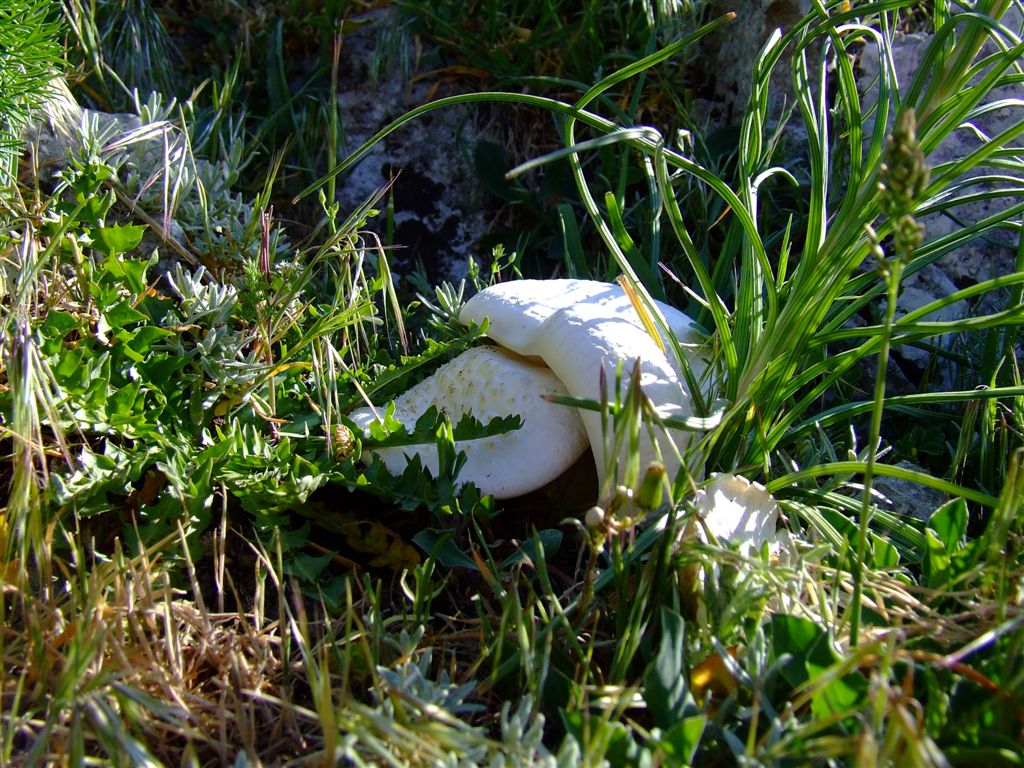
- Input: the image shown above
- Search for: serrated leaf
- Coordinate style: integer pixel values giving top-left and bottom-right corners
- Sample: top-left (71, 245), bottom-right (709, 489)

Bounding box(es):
top-left (104, 300), bottom-right (147, 329)
top-left (359, 405), bottom-right (522, 449)
top-left (94, 224), bottom-right (146, 256)
top-left (125, 325), bottom-right (173, 358)
top-left (283, 550), bottom-right (336, 582)
top-left (106, 253), bottom-right (155, 295)
top-left (412, 529), bottom-right (479, 570)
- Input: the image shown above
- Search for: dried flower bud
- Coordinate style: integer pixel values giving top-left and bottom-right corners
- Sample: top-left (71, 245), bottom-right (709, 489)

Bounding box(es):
top-left (607, 485), bottom-right (633, 515)
top-left (331, 424), bottom-right (355, 460)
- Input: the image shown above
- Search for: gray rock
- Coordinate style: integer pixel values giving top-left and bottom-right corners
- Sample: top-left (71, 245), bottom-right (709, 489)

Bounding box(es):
top-left (858, 27), bottom-right (1021, 285)
top-left (698, 0), bottom-right (813, 123)
top-left (333, 10), bottom-right (488, 286)
top-left (872, 460), bottom-right (947, 522)
top-left (894, 263), bottom-right (966, 374)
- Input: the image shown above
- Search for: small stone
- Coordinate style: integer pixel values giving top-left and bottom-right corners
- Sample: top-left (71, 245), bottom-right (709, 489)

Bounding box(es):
top-left (871, 460), bottom-right (947, 522)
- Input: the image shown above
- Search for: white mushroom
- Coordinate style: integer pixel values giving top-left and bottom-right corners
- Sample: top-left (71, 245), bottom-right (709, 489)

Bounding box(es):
top-left (459, 279), bottom-right (705, 491)
top-left (692, 474), bottom-right (780, 551)
top-left (349, 345), bottom-right (588, 498)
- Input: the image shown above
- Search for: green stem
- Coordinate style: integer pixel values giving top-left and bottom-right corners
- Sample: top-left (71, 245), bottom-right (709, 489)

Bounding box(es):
top-left (850, 257), bottom-right (903, 645)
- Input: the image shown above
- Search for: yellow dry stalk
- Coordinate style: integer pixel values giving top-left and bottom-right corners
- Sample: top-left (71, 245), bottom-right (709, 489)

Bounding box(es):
top-left (616, 275), bottom-right (666, 354)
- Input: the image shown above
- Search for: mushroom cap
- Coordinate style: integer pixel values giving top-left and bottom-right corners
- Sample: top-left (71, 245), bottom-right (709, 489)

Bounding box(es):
top-left (349, 344), bottom-right (589, 499)
top-left (459, 279), bottom-right (704, 490)
top-left (692, 474), bottom-right (780, 550)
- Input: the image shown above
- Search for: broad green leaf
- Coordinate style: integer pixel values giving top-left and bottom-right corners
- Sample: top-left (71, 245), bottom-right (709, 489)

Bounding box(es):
top-left (643, 607), bottom-right (694, 729)
top-left (928, 498), bottom-right (968, 550)
top-left (771, 616), bottom-right (867, 719)
top-left (125, 325), bottom-right (173, 358)
top-left (605, 720), bottom-right (649, 768)
top-left (808, 668), bottom-right (868, 722)
top-left (103, 252), bottom-right (154, 294)
top-left (104, 300), bottom-right (147, 329)
top-left (924, 529), bottom-right (952, 589)
top-left (412, 529), bottom-right (479, 570)
top-left (873, 536), bottom-right (900, 570)
top-left (283, 550), bottom-right (336, 582)
top-left (40, 310), bottom-right (80, 354)
top-left (657, 716), bottom-right (706, 765)
top-left (94, 224), bottom-right (146, 256)
top-left (769, 614), bottom-right (836, 690)
top-left (54, 346), bottom-right (86, 380)
top-left (109, 381), bottom-right (142, 418)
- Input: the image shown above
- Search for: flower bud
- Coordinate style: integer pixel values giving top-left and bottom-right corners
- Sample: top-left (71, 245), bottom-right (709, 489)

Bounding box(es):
top-left (585, 505), bottom-right (605, 528)
top-left (636, 461), bottom-right (666, 511)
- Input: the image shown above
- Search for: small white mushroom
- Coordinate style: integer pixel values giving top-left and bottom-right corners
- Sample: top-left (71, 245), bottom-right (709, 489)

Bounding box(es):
top-left (459, 279), bottom-right (705, 491)
top-left (692, 474), bottom-right (780, 551)
top-left (349, 345), bottom-right (588, 499)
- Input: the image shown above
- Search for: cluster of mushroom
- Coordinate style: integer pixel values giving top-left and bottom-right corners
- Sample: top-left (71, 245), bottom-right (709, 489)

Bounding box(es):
top-left (349, 279), bottom-right (780, 548)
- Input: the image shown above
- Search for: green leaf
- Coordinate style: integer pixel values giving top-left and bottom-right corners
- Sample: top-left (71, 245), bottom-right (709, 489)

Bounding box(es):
top-left (104, 300), bottom-right (147, 330)
top-left (40, 309), bottom-right (80, 340)
top-left (109, 381), bottom-right (142, 418)
top-left (604, 191), bottom-right (663, 300)
top-left (283, 550), bottom-right (336, 582)
top-left (872, 535), bottom-right (900, 570)
top-left (895, 425), bottom-right (946, 460)
top-left (808, 671), bottom-right (867, 722)
top-left (499, 529), bottom-right (562, 571)
top-left (643, 607), bottom-right (694, 729)
top-left (558, 203), bottom-right (590, 278)
top-left (124, 325), bottom-right (173, 359)
top-left (770, 616), bottom-right (868, 719)
top-left (605, 721), bottom-right (649, 768)
top-left (94, 224), bottom-right (146, 257)
top-left (358, 404), bottom-right (522, 449)
top-left (928, 497), bottom-right (968, 551)
top-left (769, 614), bottom-right (837, 690)
top-left (656, 716), bottom-right (706, 765)
top-left (53, 346), bottom-right (85, 380)
top-left (40, 310), bottom-right (80, 354)
top-left (103, 252), bottom-right (154, 294)
top-left (412, 529), bottom-right (478, 570)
